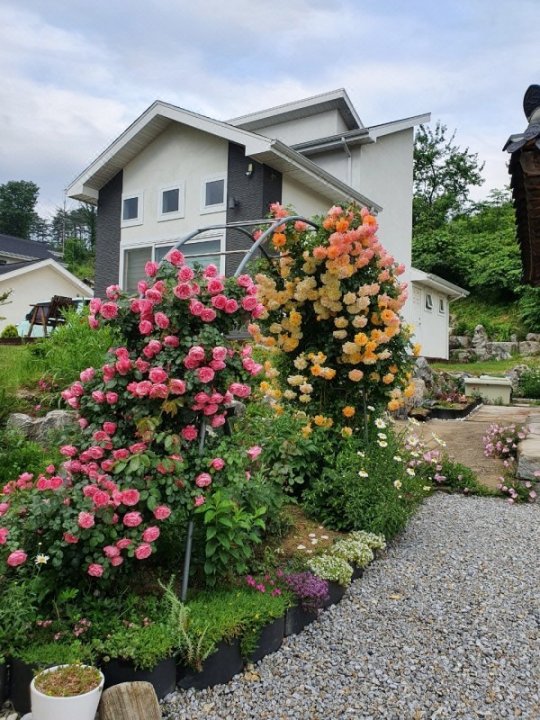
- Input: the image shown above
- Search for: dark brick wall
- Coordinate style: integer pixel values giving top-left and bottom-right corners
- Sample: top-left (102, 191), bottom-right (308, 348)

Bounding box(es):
top-left (95, 171), bottom-right (122, 298)
top-left (225, 143), bottom-right (282, 275)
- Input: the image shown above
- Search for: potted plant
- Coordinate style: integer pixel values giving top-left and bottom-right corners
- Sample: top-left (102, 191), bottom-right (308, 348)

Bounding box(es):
top-left (30, 663), bottom-right (104, 720)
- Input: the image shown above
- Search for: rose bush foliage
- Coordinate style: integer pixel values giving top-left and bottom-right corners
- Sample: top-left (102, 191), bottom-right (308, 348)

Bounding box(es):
top-left (0, 253), bottom-right (266, 580)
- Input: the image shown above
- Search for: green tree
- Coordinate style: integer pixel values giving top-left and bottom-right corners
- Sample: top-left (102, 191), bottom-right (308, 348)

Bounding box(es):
top-left (413, 122), bottom-right (484, 234)
top-left (0, 181), bottom-right (40, 239)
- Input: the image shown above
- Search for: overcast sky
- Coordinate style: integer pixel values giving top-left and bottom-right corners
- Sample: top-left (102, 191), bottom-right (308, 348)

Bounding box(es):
top-left (0, 0), bottom-right (537, 219)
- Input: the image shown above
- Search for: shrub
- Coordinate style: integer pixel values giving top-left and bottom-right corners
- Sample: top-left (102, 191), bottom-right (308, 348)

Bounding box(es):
top-left (518, 367), bottom-right (540, 399)
top-left (0, 429), bottom-right (60, 485)
top-left (0, 324), bottom-right (19, 339)
top-left (518, 287), bottom-right (540, 333)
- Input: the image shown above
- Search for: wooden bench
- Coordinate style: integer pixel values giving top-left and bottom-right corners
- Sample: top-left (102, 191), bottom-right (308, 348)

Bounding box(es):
top-left (26, 295), bottom-right (75, 338)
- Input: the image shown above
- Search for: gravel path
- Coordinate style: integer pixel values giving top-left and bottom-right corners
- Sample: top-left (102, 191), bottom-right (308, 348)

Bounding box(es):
top-left (163, 494), bottom-right (540, 720)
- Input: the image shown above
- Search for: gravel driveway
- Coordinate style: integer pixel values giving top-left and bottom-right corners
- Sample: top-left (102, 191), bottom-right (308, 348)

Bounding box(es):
top-left (163, 494), bottom-right (540, 720)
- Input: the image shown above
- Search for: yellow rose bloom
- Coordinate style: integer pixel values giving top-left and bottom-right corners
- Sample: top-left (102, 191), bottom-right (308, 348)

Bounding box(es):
top-left (301, 425), bottom-right (313, 437)
top-left (382, 373), bottom-right (395, 385)
top-left (314, 415), bottom-right (326, 427)
top-left (354, 332), bottom-right (368, 346)
top-left (348, 369), bottom-right (364, 382)
top-left (343, 292), bottom-right (357, 305)
top-left (341, 427), bottom-right (353, 438)
top-left (387, 399), bottom-right (401, 412)
top-left (334, 316), bottom-right (349, 328)
top-left (333, 330), bottom-right (348, 340)
top-left (322, 367), bottom-right (336, 380)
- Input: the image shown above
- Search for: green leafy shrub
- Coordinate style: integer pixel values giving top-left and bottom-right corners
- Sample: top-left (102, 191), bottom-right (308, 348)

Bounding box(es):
top-left (518, 287), bottom-right (540, 333)
top-left (0, 324), bottom-right (19, 339)
top-left (306, 554), bottom-right (353, 586)
top-left (0, 429), bottom-right (61, 485)
top-left (518, 367), bottom-right (540, 399)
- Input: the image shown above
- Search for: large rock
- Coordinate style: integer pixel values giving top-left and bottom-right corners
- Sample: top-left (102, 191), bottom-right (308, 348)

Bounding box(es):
top-left (449, 349), bottom-right (475, 363)
top-left (449, 335), bottom-right (471, 350)
top-left (505, 364), bottom-right (530, 391)
top-left (471, 324), bottom-right (489, 359)
top-left (486, 341), bottom-right (519, 360)
top-left (6, 410), bottom-right (75, 442)
top-left (526, 333), bottom-right (540, 342)
top-left (413, 356), bottom-right (433, 386)
top-left (518, 340), bottom-right (540, 356)
top-left (517, 438), bottom-right (540, 480)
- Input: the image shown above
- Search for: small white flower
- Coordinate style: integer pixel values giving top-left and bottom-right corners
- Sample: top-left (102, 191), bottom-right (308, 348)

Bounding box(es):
top-left (375, 418), bottom-right (386, 429)
top-left (410, 451), bottom-right (420, 458)
top-left (359, 470), bottom-right (369, 478)
top-left (406, 468), bottom-right (416, 477)
top-left (367, 405), bottom-right (375, 411)
top-left (377, 432), bottom-right (387, 439)
top-left (393, 480), bottom-right (402, 489)
top-left (378, 441), bottom-right (388, 448)
top-left (35, 554), bottom-right (49, 565)
top-left (393, 455), bottom-right (402, 462)
top-left (357, 451), bottom-right (365, 458)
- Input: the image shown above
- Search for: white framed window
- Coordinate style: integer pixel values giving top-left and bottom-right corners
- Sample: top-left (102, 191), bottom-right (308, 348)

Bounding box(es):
top-left (121, 192), bottom-right (144, 227)
top-left (123, 246), bottom-right (152, 292)
top-left (439, 298), bottom-right (445, 314)
top-left (158, 185), bottom-right (185, 222)
top-left (201, 175), bottom-right (226, 214)
top-left (425, 293), bottom-right (433, 311)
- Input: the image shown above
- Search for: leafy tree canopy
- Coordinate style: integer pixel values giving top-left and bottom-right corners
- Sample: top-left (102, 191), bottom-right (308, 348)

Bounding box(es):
top-left (0, 180), bottom-right (40, 240)
top-left (413, 122), bottom-right (484, 234)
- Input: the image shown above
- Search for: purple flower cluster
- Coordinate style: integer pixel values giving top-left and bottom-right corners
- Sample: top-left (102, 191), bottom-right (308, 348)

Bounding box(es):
top-left (284, 572), bottom-right (329, 611)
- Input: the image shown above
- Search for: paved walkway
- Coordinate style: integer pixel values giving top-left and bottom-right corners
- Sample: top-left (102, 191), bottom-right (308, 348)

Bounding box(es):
top-left (398, 405), bottom-right (532, 489)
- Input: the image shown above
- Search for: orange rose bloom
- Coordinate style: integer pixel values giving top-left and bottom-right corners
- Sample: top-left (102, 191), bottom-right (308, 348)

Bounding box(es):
top-left (342, 406), bottom-right (355, 418)
top-left (348, 369), bottom-right (364, 382)
top-left (272, 232), bottom-right (287, 248)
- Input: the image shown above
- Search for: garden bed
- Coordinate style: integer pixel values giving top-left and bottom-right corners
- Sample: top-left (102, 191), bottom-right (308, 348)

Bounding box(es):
top-left (427, 397), bottom-right (482, 420)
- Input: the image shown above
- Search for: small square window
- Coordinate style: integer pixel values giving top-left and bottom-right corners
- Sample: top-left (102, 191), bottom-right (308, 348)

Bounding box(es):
top-left (162, 189), bottom-right (179, 214)
top-left (123, 197), bottom-right (138, 221)
top-left (121, 192), bottom-right (143, 227)
top-left (425, 293), bottom-right (433, 311)
top-left (201, 176), bottom-right (226, 213)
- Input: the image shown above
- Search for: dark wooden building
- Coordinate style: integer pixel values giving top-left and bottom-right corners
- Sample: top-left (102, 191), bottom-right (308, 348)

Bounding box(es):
top-left (504, 85), bottom-right (540, 286)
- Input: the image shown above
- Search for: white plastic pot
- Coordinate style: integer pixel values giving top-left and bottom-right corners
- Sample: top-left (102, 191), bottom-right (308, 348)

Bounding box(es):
top-left (30, 665), bottom-right (104, 720)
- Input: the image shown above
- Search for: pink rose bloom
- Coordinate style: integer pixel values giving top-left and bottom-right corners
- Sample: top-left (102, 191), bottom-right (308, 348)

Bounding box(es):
top-left (100, 302), bottom-right (119, 320)
top-left (206, 278), bottom-right (224, 295)
top-left (181, 425), bottom-right (198, 442)
top-left (87, 446), bottom-right (104, 460)
top-left (105, 392), bottom-right (118, 405)
top-left (101, 459), bottom-right (114, 472)
top-left (116, 358), bottom-right (131, 375)
top-left (197, 367), bottom-right (215, 384)
top-left (153, 505), bottom-right (172, 521)
top-left (203, 264), bottom-right (219, 278)
top-left (247, 445), bottom-right (262, 461)
top-left (102, 364), bottom-right (116, 382)
top-left (194, 496), bottom-right (205, 507)
top-left (78, 418), bottom-right (89, 429)
top-left (229, 383), bottom-right (251, 398)
top-left (89, 298), bottom-right (102, 314)
top-left (173, 283), bottom-right (193, 300)
top-left (195, 472), bottom-right (212, 488)
top-left (88, 315), bottom-right (99, 329)
top-left (142, 526), bottom-right (160, 543)
top-left (145, 288), bottom-right (163, 303)
top-left (209, 392), bottom-right (224, 404)
top-left (0, 502), bottom-right (9, 516)
top-left (224, 298), bottom-right (239, 314)
top-left (92, 390), bottom-right (106, 404)
top-left (137, 281), bottom-right (148, 296)
top-left (135, 358), bottom-right (151, 373)
top-left (211, 414), bottom-right (226, 428)
top-left (110, 556), bottom-right (124, 567)
top-left (88, 563), bottom-right (104, 577)
top-left (183, 355), bottom-right (200, 370)
top-left (103, 545), bottom-right (120, 558)
top-left (139, 320), bottom-right (153, 335)
top-left (106, 284), bottom-right (121, 300)
top-left (50, 476), bottom-right (63, 490)
top-left (200, 307), bottom-right (217, 323)
top-left (252, 304), bottom-right (266, 319)
top-left (78, 511), bottom-right (95, 529)
top-left (163, 335), bottom-right (180, 348)
top-left (203, 404), bottom-right (219, 416)
top-left (116, 538), bottom-right (132, 550)
top-left (149, 383), bottom-right (169, 399)
top-left (93, 430), bottom-right (109, 443)
top-left (189, 300), bottom-right (204, 316)
top-left (121, 489), bottom-right (140, 506)
top-left (154, 312), bottom-right (170, 329)
top-left (135, 543), bottom-right (152, 560)
top-left (169, 378), bottom-right (186, 395)
top-left (236, 274), bottom-right (253, 289)
top-left (0, 528), bottom-right (8, 544)
top-left (211, 458), bottom-right (225, 470)
top-left (134, 381), bottom-right (152, 397)
top-left (93, 490), bottom-right (110, 507)
top-left (209, 359), bottom-right (226, 371)
top-left (129, 442), bottom-right (147, 454)
top-left (149, 367), bottom-right (168, 384)
top-left (60, 445), bottom-right (78, 457)
top-left (7, 550), bottom-right (27, 567)
top-left (80, 367), bottom-right (96, 383)
top-left (211, 294), bottom-right (227, 310)
top-left (242, 295), bottom-right (258, 312)
top-left (178, 266), bottom-right (195, 282)
top-left (165, 248), bottom-right (185, 266)
top-left (103, 421), bottom-right (117, 435)
top-left (189, 346), bottom-right (206, 362)
top-left (212, 346), bottom-right (228, 362)
top-left (123, 511), bottom-right (143, 527)
top-left (63, 532), bottom-right (79, 544)
top-left (145, 261), bottom-right (159, 277)
top-left (113, 448), bottom-right (130, 460)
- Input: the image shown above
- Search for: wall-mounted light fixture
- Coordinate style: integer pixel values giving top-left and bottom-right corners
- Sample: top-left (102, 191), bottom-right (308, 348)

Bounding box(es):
top-left (245, 163), bottom-right (254, 177)
top-left (228, 196), bottom-right (239, 210)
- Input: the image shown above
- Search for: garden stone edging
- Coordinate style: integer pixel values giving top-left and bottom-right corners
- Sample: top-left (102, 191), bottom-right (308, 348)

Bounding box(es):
top-left (517, 411), bottom-right (540, 483)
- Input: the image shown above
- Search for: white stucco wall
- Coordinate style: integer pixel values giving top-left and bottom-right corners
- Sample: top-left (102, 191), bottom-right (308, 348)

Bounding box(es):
top-left (0, 265), bottom-right (91, 332)
top-left (255, 110), bottom-right (349, 145)
top-left (281, 177), bottom-right (336, 219)
top-left (121, 124), bottom-right (229, 249)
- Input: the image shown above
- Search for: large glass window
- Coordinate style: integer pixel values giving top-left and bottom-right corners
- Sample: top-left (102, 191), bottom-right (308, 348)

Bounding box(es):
top-left (123, 246), bottom-right (151, 293)
top-left (201, 176), bottom-right (226, 213)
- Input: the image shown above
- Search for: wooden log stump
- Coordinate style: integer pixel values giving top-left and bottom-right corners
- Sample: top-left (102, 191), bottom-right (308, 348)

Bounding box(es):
top-left (99, 681), bottom-right (162, 720)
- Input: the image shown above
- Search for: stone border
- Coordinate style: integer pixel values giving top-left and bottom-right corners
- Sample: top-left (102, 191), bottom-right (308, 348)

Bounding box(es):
top-left (517, 411), bottom-right (540, 483)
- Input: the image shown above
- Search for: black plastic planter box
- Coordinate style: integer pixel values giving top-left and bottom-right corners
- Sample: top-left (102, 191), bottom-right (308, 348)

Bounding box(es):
top-left (177, 639), bottom-right (243, 690)
top-left (428, 398), bottom-right (481, 420)
top-left (284, 605), bottom-right (318, 636)
top-left (352, 565), bottom-right (364, 581)
top-left (248, 616), bottom-right (285, 664)
top-left (101, 657), bottom-right (176, 700)
top-left (0, 662), bottom-right (8, 703)
top-left (321, 581), bottom-right (346, 608)
top-left (9, 657), bottom-right (42, 715)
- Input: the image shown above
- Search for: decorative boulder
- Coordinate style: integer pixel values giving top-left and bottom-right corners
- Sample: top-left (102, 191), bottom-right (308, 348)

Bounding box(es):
top-left (518, 341), bottom-right (540, 356)
top-left (6, 410), bottom-right (76, 443)
top-left (471, 325), bottom-right (489, 359)
top-left (413, 357), bottom-right (433, 387)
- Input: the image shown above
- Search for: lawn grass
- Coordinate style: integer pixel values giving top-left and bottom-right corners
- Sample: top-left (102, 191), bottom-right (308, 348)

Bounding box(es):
top-left (0, 344), bottom-right (39, 392)
top-left (432, 356), bottom-right (540, 376)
